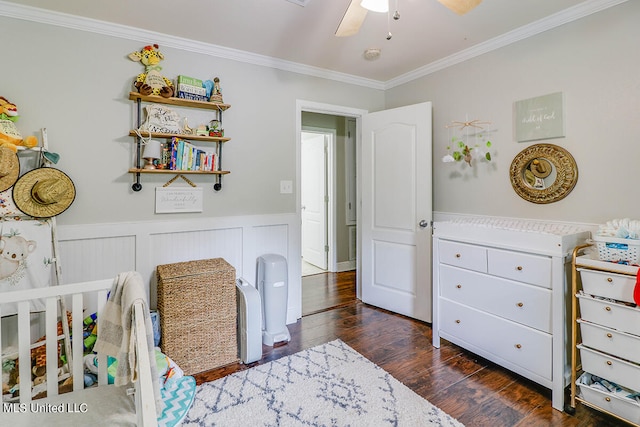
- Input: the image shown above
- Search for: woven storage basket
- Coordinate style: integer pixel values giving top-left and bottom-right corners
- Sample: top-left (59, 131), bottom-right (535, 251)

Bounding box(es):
top-left (157, 258), bottom-right (238, 375)
top-left (592, 235), bottom-right (640, 264)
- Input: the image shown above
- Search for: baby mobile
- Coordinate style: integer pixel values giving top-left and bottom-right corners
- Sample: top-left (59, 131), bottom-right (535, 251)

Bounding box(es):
top-left (442, 117), bottom-right (494, 167)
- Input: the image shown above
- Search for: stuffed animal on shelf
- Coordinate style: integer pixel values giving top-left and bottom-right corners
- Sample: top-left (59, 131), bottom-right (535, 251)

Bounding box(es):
top-left (128, 44), bottom-right (174, 98)
top-left (0, 97), bottom-right (38, 152)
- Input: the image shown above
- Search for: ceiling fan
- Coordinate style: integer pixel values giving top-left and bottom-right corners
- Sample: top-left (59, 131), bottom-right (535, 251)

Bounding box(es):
top-left (335, 0), bottom-right (482, 37)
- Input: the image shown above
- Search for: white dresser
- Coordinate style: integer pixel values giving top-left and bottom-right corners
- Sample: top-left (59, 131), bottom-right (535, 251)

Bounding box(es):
top-left (432, 218), bottom-right (590, 411)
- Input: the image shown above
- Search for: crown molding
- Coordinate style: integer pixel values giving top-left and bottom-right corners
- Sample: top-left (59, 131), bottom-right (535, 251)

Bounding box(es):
top-left (0, 0), bottom-right (627, 91)
top-left (0, 0), bottom-right (385, 90)
top-left (385, 0), bottom-right (629, 89)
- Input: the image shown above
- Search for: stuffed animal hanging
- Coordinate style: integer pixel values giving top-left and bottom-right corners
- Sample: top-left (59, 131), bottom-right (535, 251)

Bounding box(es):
top-left (0, 97), bottom-right (38, 152)
top-left (128, 44), bottom-right (174, 98)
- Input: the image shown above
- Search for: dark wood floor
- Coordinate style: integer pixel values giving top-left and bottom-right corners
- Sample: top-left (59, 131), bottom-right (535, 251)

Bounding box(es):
top-left (195, 271), bottom-right (625, 426)
top-left (301, 270), bottom-right (357, 316)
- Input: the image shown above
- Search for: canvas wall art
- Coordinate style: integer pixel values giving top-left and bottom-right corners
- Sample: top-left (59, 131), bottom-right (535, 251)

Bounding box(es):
top-left (515, 92), bottom-right (565, 142)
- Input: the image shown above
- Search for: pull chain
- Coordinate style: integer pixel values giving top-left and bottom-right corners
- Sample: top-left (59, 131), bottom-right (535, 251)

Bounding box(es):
top-left (386, 0), bottom-right (399, 40)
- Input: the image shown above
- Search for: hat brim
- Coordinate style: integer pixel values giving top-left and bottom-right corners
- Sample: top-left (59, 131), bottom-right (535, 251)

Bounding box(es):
top-left (530, 158), bottom-right (552, 179)
top-left (0, 148), bottom-right (20, 192)
top-left (13, 168), bottom-right (76, 218)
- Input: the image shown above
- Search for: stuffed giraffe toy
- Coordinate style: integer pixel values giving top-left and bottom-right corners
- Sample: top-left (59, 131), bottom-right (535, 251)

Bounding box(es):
top-left (128, 44), bottom-right (174, 98)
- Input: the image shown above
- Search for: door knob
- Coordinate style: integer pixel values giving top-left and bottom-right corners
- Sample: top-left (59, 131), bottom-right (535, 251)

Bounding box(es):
top-left (419, 220), bottom-right (429, 228)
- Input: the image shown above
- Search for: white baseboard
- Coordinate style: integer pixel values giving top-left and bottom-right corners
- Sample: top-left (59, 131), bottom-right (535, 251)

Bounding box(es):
top-left (336, 261), bottom-right (356, 272)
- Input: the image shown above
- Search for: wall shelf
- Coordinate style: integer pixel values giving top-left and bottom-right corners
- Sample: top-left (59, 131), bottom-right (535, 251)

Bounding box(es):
top-left (128, 130), bottom-right (229, 143)
top-left (128, 92), bottom-right (230, 111)
top-left (127, 92), bottom-right (231, 192)
top-left (128, 168), bottom-right (230, 175)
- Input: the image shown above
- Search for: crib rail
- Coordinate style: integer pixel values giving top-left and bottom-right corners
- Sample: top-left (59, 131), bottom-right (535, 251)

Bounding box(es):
top-left (1, 279), bottom-right (113, 403)
top-left (132, 302), bottom-right (157, 427)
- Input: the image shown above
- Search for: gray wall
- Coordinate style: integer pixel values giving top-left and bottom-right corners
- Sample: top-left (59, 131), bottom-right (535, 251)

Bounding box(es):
top-left (3, 1), bottom-right (638, 231)
top-left (385, 1), bottom-right (639, 224)
top-left (1, 15), bottom-right (384, 227)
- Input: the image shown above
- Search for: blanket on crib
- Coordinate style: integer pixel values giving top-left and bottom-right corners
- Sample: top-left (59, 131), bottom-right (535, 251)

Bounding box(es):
top-left (94, 271), bottom-right (163, 416)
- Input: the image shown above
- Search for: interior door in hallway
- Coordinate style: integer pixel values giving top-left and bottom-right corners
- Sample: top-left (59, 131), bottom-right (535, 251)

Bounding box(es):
top-left (301, 131), bottom-right (328, 270)
top-left (361, 102), bottom-right (433, 322)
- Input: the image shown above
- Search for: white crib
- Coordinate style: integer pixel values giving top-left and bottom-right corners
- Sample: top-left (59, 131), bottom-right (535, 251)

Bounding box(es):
top-left (0, 278), bottom-right (157, 426)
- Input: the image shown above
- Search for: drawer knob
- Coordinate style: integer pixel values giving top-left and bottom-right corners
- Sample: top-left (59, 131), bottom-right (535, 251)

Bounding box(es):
top-left (606, 333), bottom-right (613, 338)
top-left (455, 319), bottom-right (461, 324)
top-left (516, 266), bottom-right (523, 271)
top-left (605, 306), bottom-right (612, 312)
top-left (456, 284), bottom-right (462, 289)
top-left (607, 360), bottom-right (613, 366)
top-left (605, 397), bottom-right (611, 402)
top-left (455, 253), bottom-right (461, 258)
top-left (517, 302), bottom-right (524, 308)
top-left (607, 277), bottom-right (613, 283)
top-left (515, 344), bottom-right (522, 349)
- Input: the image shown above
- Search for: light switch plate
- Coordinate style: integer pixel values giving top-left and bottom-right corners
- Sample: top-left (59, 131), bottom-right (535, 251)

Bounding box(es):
top-left (280, 180), bottom-right (293, 194)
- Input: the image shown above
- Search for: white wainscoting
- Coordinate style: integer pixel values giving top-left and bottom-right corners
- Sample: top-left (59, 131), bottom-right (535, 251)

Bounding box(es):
top-left (57, 213), bottom-right (301, 324)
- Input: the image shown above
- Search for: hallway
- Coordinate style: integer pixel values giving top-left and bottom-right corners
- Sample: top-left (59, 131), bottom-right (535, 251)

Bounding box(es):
top-left (301, 270), bottom-right (356, 316)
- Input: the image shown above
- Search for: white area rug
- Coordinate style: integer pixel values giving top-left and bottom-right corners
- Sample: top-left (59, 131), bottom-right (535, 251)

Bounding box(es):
top-left (183, 339), bottom-right (464, 426)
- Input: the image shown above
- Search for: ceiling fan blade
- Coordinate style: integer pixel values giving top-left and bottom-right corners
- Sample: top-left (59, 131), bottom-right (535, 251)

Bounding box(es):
top-left (437, 0), bottom-right (482, 15)
top-left (335, 0), bottom-right (368, 37)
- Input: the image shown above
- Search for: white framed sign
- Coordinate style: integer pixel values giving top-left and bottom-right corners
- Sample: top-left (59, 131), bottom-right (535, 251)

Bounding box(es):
top-left (515, 92), bottom-right (565, 142)
top-left (155, 187), bottom-right (203, 213)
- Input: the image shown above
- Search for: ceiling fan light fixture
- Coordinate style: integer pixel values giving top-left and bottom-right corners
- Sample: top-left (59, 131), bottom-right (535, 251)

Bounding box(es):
top-left (364, 48), bottom-right (381, 60)
top-left (437, 0), bottom-right (482, 15)
top-left (361, 0), bottom-right (388, 13)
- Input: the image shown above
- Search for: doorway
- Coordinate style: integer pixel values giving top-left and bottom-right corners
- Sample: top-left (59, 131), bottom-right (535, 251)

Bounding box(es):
top-left (298, 102), bottom-right (365, 314)
top-left (301, 129), bottom-right (333, 275)
top-left (300, 118), bottom-right (357, 277)
top-left (296, 100), bottom-right (433, 323)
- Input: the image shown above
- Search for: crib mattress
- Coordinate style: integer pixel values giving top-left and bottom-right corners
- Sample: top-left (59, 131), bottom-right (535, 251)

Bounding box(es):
top-left (0, 384), bottom-right (136, 426)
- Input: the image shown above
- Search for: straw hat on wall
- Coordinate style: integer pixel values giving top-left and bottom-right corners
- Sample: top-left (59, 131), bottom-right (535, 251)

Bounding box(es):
top-left (12, 167), bottom-right (76, 218)
top-left (0, 146), bottom-right (20, 192)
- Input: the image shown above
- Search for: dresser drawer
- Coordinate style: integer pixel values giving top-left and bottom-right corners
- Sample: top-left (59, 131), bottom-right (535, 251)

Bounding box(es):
top-left (487, 248), bottom-right (552, 288)
top-left (440, 298), bottom-right (552, 380)
top-left (578, 268), bottom-right (636, 304)
top-left (577, 372), bottom-right (640, 425)
top-left (578, 319), bottom-right (640, 364)
top-left (438, 240), bottom-right (487, 273)
top-left (440, 265), bottom-right (552, 333)
top-left (578, 293), bottom-right (640, 336)
top-left (578, 344), bottom-right (640, 392)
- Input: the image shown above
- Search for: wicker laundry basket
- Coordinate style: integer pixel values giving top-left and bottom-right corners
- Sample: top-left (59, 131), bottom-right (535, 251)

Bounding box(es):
top-left (156, 258), bottom-right (238, 375)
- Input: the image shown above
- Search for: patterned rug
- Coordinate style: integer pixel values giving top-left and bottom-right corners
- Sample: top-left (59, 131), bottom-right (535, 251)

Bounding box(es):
top-left (183, 339), bottom-right (464, 426)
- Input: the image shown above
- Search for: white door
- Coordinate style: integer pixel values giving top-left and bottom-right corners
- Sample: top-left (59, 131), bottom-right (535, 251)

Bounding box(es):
top-left (301, 132), bottom-right (328, 270)
top-left (361, 102), bottom-right (433, 322)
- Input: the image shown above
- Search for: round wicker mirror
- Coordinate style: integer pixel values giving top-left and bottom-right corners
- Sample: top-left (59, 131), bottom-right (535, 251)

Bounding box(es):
top-left (509, 143), bottom-right (578, 204)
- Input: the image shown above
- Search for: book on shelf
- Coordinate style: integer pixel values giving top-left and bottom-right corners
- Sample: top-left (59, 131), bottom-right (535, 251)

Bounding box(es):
top-left (168, 137), bottom-right (216, 171)
top-left (176, 84), bottom-right (208, 101)
top-left (175, 75), bottom-right (208, 101)
top-left (176, 75), bottom-right (203, 87)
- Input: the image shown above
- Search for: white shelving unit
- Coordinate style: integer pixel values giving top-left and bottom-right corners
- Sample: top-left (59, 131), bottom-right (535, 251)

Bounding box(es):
top-left (568, 246), bottom-right (640, 425)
